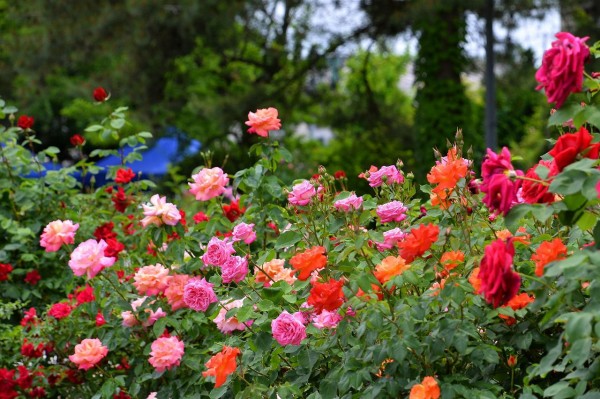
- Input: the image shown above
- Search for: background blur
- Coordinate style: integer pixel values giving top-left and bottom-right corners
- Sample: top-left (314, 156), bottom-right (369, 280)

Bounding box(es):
top-left (1, 0), bottom-right (599, 189)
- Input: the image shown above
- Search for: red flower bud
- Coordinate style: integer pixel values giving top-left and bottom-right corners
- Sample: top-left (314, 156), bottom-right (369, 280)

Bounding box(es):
top-left (93, 86), bottom-right (109, 102)
top-left (17, 115), bottom-right (34, 130)
top-left (70, 134), bottom-right (86, 146)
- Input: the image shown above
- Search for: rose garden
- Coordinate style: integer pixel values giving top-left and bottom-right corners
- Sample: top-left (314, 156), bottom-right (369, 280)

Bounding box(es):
top-left (1, 32), bottom-right (600, 399)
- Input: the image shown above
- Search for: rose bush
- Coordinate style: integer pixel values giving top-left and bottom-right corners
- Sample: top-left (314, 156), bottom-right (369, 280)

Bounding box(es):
top-left (0, 33), bottom-right (600, 399)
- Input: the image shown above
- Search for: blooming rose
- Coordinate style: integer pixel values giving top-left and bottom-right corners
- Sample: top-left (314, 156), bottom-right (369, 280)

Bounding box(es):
top-left (232, 222), bottom-right (256, 244)
top-left (367, 165), bottom-right (404, 187)
top-left (184, 278), bottom-right (218, 311)
top-left (479, 239), bottom-right (521, 308)
top-left (333, 193), bottom-right (363, 212)
top-left (548, 126), bottom-right (600, 171)
top-left (24, 270), bottom-right (41, 285)
top-left (312, 309), bottom-right (343, 329)
top-left (40, 219), bottom-right (79, 252)
top-left (480, 147), bottom-right (523, 216)
top-left (203, 346), bottom-right (241, 388)
top-left (307, 278), bottom-right (345, 313)
top-left (48, 302), bottom-right (73, 319)
top-left (141, 194), bottom-right (181, 227)
top-left (520, 160), bottom-right (558, 204)
top-left (221, 256), bottom-right (249, 283)
top-left (115, 168), bottom-right (136, 184)
top-left (164, 274), bottom-right (191, 311)
top-left (213, 299), bottom-right (253, 333)
top-left (374, 256), bottom-right (410, 284)
top-left (255, 259), bottom-right (296, 286)
top-left (93, 87), bottom-right (109, 102)
top-left (133, 264), bottom-right (171, 296)
top-left (0, 263), bottom-right (13, 281)
top-left (245, 107), bottom-right (281, 137)
top-left (17, 115), bottom-right (34, 130)
top-left (271, 310), bottom-right (306, 346)
top-left (148, 336), bottom-right (184, 372)
top-left (68, 239), bottom-right (116, 279)
top-left (376, 228), bottom-right (407, 251)
top-left (409, 376), bottom-right (440, 399)
top-left (201, 236), bottom-right (236, 267)
top-left (288, 180), bottom-right (320, 206)
top-left (376, 201), bottom-right (408, 223)
top-left (289, 246), bottom-right (327, 280)
top-left (535, 32), bottom-right (590, 109)
top-left (189, 167), bottom-right (229, 201)
top-left (69, 338), bottom-right (108, 370)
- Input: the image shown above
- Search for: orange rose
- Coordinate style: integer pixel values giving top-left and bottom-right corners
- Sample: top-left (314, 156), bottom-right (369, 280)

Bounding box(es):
top-left (289, 246), bottom-right (327, 280)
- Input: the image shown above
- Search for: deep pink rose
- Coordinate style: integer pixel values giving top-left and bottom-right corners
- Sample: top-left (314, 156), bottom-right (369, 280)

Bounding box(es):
top-left (333, 193), bottom-right (363, 212)
top-left (480, 147), bottom-right (523, 216)
top-left (479, 238), bottom-right (521, 308)
top-left (221, 256), bottom-right (248, 283)
top-left (183, 278), bottom-right (217, 312)
top-left (201, 237), bottom-right (236, 267)
top-left (271, 310), bottom-right (306, 346)
top-left (535, 32), bottom-right (590, 109)
top-left (367, 165), bottom-right (404, 187)
top-left (232, 222), bottom-right (256, 244)
top-left (376, 201), bottom-right (408, 223)
top-left (288, 180), bottom-right (318, 206)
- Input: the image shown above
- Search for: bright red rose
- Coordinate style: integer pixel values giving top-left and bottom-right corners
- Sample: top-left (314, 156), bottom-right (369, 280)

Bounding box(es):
top-left (115, 168), bottom-right (136, 184)
top-left (74, 285), bottom-right (95, 305)
top-left (479, 238), bottom-right (521, 308)
top-left (334, 170), bottom-right (347, 179)
top-left (69, 134), bottom-right (86, 146)
top-left (398, 224), bottom-right (439, 263)
top-left (0, 263), bottom-right (13, 281)
top-left (24, 270), bottom-right (41, 285)
top-left (96, 311), bottom-right (106, 327)
top-left (548, 126), bottom-right (600, 171)
top-left (15, 366), bottom-right (32, 390)
top-left (193, 211), bottom-right (209, 224)
top-left (17, 115), bottom-right (34, 130)
top-left (93, 221), bottom-right (116, 240)
top-left (307, 278), bottom-right (345, 313)
top-left (535, 32), bottom-right (589, 109)
top-left (222, 199), bottom-right (245, 222)
top-left (20, 308), bottom-right (38, 329)
top-left (21, 339), bottom-right (44, 358)
top-left (111, 187), bottom-right (132, 213)
top-left (104, 237), bottom-right (125, 260)
top-left (48, 302), bottom-right (73, 320)
top-left (520, 160), bottom-right (558, 204)
top-left (93, 86), bottom-right (109, 102)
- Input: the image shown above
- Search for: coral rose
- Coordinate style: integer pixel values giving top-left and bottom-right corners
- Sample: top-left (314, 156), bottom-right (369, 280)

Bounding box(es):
top-left (307, 278), bottom-right (345, 313)
top-left (409, 376), bottom-right (440, 399)
top-left (289, 246), bottom-right (327, 280)
top-left (148, 336), bottom-right (184, 372)
top-left (164, 274), bottom-right (191, 311)
top-left (133, 264), bottom-right (171, 296)
top-left (374, 256), bottom-right (410, 284)
top-left (535, 32), bottom-right (589, 109)
top-left (203, 346), bottom-right (241, 388)
top-left (40, 219), bottom-right (79, 252)
top-left (69, 338), bottom-right (108, 370)
top-left (245, 107), bottom-right (281, 137)
top-left (531, 238), bottom-right (568, 277)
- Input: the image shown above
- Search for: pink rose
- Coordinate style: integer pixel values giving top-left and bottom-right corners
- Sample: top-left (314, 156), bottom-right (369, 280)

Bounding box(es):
top-left (183, 278), bottom-right (217, 312)
top-left (201, 237), bottom-right (236, 267)
top-left (68, 239), bottom-right (116, 279)
top-left (312, 309), bottom-right (343, 329)
top-left (333, 193), bottom-right (363, 212)
top-left (213, 299), bottom-right (253, 333)
top-left (376, 201), bottom-right (408, 223)
top-left (221, 256), bottom-right (248, 284)
top-left (288, 180), bottom-right (317, 206)
top-left (479, 239), bottom-right (521, 308)
top-left (480, 147), bottom-right (523, 216)
top-left (271, 310), bottom-right (306, 346)
top-left (367, 165), bottom-right (404, 187)
top-left (133, 264), bottom-right (171, 296)
top-left (121, 297), bottom-right (167, 327)
top-left (40, 220), bottom-right (79, 252)
top-left (148, 336), bottom-right (184, 372)
top-left (141, 194), bottom-right (181, 227)
top-left (245, 107), bottom-right (281, 137)
top-left (232, 222), bottom-right (256, 244)
top-left (376, 227), bottom-right (407, 251)
top-left (68, 338), bottom-right (108, 370)
top-left (189, 167), bottom-right (229, 201)
top-left (164, 274), bottom-right (191, 311)
top-left (536, 32), bottom-right (590, 109)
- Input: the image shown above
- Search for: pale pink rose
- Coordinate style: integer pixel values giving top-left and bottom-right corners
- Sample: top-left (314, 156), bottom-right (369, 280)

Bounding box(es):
top-left (69, 239), bottom-right (116, 279)
top-left (201, 237), bottom-right (235, 267)
top-left (165, 274), bottom-right (191, 311)
top-left (232, 222), bottom-right (256, 244)
top-left (245, 107), bottom-right (281, 137)
top-left (68, 338), bottom-right (108, 370)
top-left (376, 228), bottom-right (407, 251)
top-left (333, 193), bottom-right (363, 212)
top-left (183, 278), bottom-right (217, 312)
top-left (271, 310), bottom-right (306, 346)
top-left (189, 167), bottom-right (229, 201)
top-left (148, 336), bottom-right (185, 372)
top-left (221, 256), bottom-right (249, 283)
top-left (213, 299), bottom-right (253, 333)
top-left (376, 201), bottom-right (408, 223)
top-left (133, 264), bottom-right (171, 296)
top-left (312, 309), bottom-right (343, 329)
top-left (288, 180), bottom-right (317, 206)
top-left (141, 194), bottom-right (181, 227)
top-left (147, 393), bottom-right (158, 399)
top-left (367, 165), bottom-right (404, 187)
top-left (40, 219), bottom-right (79, 252)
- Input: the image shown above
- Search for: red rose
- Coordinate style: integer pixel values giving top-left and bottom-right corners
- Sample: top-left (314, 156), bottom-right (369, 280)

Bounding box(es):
top-left (334, 170), bottom-right (346, 179)
top-left (111, 186), bottom-right (132, 213)
top-left (307, 278), bottom-right (345, 313)
top-left (96, 311), bottom-right (106, 327)
top-left (93, 86), bottom-right (109, 102)
top-left (115, 168), bottom-right (136, 184)
top-left (548, 126), bottom-right (600, 171)
top-left (17, 115), bottom-right (34, 130)
top-left (74, 285), bottom-right (95, 305)
top-left (479, 238), bottom-right (521, 308)
top-left (193, 211), bottom-right (209, 224)
top-left (520, 160), bottom-right (558, 204)
top-left (69, 134), bottom-right (86, 146)
top-left (535, 32), bottom-right (590, 108)
top-left (21, 339), bottom-right (44, 358)
top-left (47, 302), bottom-right (73, 319)
top-left (93, 221), bottom-right (116, 240)
top-left (222, 199), bottom-right (245, 222)
top-left (24, 270), bottom-right (41, 285)
top-left (0, 263), bottom-right (13, 281)
top-left (104, 237), bottom-right (125, 259)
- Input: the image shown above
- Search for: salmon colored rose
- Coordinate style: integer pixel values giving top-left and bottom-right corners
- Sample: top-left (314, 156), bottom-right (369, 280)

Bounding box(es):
top-left (289, 246), bottom-right (327, 280)
top-left (245, 107), bottom-right (281, 137)
top-left (69, 338), bottom-right (108, 370)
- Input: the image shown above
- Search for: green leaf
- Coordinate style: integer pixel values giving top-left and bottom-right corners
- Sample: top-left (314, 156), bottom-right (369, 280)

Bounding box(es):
top-left (85, 124), bottom-right (103, 132)
top-left (504, 204), bottom-right (532, 233)
top-left (548, 103), bottom-right (582, 126)
top-left (565, 312), bottom-right (592, 342)
top-left (275, 230), bottom-right (302, 249)
top-left (543, 382), bottom-right (575, 398)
